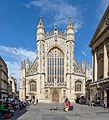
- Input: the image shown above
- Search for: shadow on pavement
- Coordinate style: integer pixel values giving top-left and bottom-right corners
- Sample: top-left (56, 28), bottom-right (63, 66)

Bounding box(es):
top-left (8, 109), bottom-right (28, 120)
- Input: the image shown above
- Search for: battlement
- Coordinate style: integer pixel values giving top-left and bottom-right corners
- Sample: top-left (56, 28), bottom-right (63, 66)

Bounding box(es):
top-left (45, 31), bottom-right (66, 39)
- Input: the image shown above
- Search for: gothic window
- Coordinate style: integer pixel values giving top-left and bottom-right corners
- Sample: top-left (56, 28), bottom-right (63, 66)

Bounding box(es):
top-left (75, 81), bottom-right (82, 91)
top-left (30, 81), bottom-right (36, 91)
top-left (47, 47), bottom-right (64, 83)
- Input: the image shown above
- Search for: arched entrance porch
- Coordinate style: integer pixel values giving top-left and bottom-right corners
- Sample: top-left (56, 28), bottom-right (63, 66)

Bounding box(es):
top-left (31, 96), bottom-right (35, 103)
top-left (52, 91), bottom-right (59, 102)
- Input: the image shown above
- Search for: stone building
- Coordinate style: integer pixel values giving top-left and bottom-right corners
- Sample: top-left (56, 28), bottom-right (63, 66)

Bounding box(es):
top-left (0, 56), bottom-right (8, 99)
top-left (8, 76), bottom-right (17, 96)
top-left (89, 5), bottom-right (109, 107)
top-left (19, 17), bottom-right (90, 103)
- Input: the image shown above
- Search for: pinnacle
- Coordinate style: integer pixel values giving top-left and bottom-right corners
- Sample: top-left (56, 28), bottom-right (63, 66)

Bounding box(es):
top-left (67, 17), bottom-right (74, 28)
top-left (37, 16), bottom-right (44, 28)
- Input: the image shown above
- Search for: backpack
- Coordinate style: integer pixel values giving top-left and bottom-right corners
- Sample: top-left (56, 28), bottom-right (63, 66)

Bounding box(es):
top-left (3, 113), bottom-right (12, 118)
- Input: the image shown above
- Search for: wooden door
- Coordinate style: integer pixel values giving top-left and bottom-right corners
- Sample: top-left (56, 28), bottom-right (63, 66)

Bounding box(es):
top-left (52, 91), bottom-right (59, 102)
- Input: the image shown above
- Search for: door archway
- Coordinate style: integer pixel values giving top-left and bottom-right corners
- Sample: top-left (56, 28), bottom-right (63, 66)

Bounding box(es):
top-left (31, 96), bottom-right (35, 103)
top-left (52, 91), bottom-right (59, 102)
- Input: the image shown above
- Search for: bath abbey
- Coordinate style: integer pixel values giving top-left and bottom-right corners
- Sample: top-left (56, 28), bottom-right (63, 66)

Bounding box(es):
top-left (19, 17), bottom-right (90, 103)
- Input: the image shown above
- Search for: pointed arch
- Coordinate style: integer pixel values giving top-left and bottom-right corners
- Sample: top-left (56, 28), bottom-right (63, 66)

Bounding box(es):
top-left (52, 90), bottom-right (59, 102)
top-left (29, 81), bottom-right (36, 92)
top-left (75, 80), bottom-right (82, 92)
top-left (45, 44), bottom-right (65, 57)
top-left (46, 46), bottom-right (64, 83)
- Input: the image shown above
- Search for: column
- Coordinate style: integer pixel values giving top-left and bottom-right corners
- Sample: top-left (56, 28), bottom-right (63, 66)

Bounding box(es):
top-left (104, 90), bottom-right (107, 108)
top-left (107, 40), bottom-right (109, 76)
top-left (107, 53), bottom-right (109, 76)
top-left (94, 50), bottom-right (98, 81)
top-left (104, 43), bottom-right (108, 78)
top-left (92, 51), bottom-right (94, 81)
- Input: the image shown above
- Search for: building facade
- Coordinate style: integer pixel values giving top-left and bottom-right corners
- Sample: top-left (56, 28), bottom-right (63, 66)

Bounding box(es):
top-left (8, 76), bottom-right (17, 96)
top-left (0, 56), bottom-right (8, 99)
top-left (19, 17), bottom-right (90, 103)
top-left (89, 5), bottom-right (109, 107)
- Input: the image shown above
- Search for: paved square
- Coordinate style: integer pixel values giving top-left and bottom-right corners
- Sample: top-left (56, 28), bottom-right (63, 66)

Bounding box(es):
top-left (10, 103), bottom-right (109, 120)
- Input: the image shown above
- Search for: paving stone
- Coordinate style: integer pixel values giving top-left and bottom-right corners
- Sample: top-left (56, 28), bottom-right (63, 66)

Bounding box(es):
top-left (9, 103), bottom-right (109, 120)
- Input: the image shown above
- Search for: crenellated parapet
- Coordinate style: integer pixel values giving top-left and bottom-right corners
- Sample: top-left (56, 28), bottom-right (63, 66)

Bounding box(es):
top-left (45, 31), bottom-right (66, 39)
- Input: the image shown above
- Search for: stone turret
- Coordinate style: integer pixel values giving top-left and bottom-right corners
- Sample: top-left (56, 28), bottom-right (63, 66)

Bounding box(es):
top-left (66, 17), bottom-right (74, 42)
top-left (36, 16), bottom-right (45, 73)
top-left (85, 61), bottom-right (90, 81)
top-left (25, 58), bottom-right (30, 72)
top-left (81, 59), bottom-right (85, 72)
top-left (66, 18), bottom-right (75, 73)
top-left (37, 16), bottom-right (45, 42)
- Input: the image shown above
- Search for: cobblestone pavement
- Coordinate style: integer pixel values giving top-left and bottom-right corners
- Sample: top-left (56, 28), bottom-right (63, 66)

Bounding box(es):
top-left (11, 103), bottom-right (109, 120)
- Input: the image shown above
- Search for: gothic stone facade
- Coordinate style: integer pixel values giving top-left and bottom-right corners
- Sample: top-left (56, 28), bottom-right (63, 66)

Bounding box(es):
top-left (19, 17), bottom-right (90, 103)
top-left (89, 5), bottom-right (109, 107)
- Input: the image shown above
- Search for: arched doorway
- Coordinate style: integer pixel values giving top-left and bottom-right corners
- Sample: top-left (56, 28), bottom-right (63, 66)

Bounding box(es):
top-left (52, 91), bottom-right (59, 102)
top-left (31, 96), bottom-right (35, 103)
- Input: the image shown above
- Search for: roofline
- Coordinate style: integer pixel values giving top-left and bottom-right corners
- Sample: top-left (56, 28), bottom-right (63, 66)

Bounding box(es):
top-left (89, 5), bottom-right (109, 47)
top-left (0, 56), bottom-right (8, 70)
top-left (9, 76), bottom-right (17, 80)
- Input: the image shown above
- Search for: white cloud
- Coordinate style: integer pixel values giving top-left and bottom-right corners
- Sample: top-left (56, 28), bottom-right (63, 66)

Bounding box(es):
top-left (0, 45), bottom-right (36, 61)
top-left (24, 0), bottom-right (84, 32)
top-left (0, 45), bottom-right (36, 90)
top-left (82, 51), bottom-right (87, 56)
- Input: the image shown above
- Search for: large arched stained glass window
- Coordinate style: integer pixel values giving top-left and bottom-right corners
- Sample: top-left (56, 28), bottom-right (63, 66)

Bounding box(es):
top-left (47, 47), bottom-right (64, 83)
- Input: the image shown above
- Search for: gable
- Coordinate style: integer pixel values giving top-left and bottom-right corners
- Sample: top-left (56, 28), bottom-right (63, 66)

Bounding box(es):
top-left (95, 21), bottom-right (107, 39)
top-left (27, 58), bottom-right (38, 75)
top-left (89, 5), bottom-right (109, 47)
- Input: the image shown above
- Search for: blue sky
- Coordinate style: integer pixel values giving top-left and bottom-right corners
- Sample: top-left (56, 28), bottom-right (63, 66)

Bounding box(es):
top-left (0, 0), bottom-right (109, 89)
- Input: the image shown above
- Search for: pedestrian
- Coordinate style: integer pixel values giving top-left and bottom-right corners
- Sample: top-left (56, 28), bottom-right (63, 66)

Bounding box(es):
top-left (64, 98), bottom-right (70, 112)
top-left (36, 99), bottom-right (38, 104)
top-left (64, 100), bottom-right (70, 112)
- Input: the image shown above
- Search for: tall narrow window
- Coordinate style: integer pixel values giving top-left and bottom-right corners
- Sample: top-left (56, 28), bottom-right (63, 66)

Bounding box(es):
top-left (30, 81), bottom-right (36, 91)
top-left (75, 81), bottom-right (82, 91)
top-left (47, 48), bottom-right (64, 83)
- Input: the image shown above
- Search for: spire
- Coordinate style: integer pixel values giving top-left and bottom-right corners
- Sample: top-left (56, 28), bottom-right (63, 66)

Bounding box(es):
top-left (86, 61), bottom-right (90, 69)
top-left (67, 17), bottom-right (74, 28)
top-left (20, 61), bottom-right (23, 70)
top-left (81, 59), bottom-right (85, 70)
top-left (37, 16), bottom-right (44, 28)
top-left (20, 60), bottom-right (26, 70)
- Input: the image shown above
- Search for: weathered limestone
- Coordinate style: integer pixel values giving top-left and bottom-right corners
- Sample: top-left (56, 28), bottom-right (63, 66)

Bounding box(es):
top-left (89, 5), bottom-right (109, 107)
top-left (19, 17), bottom-right (90, 103)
